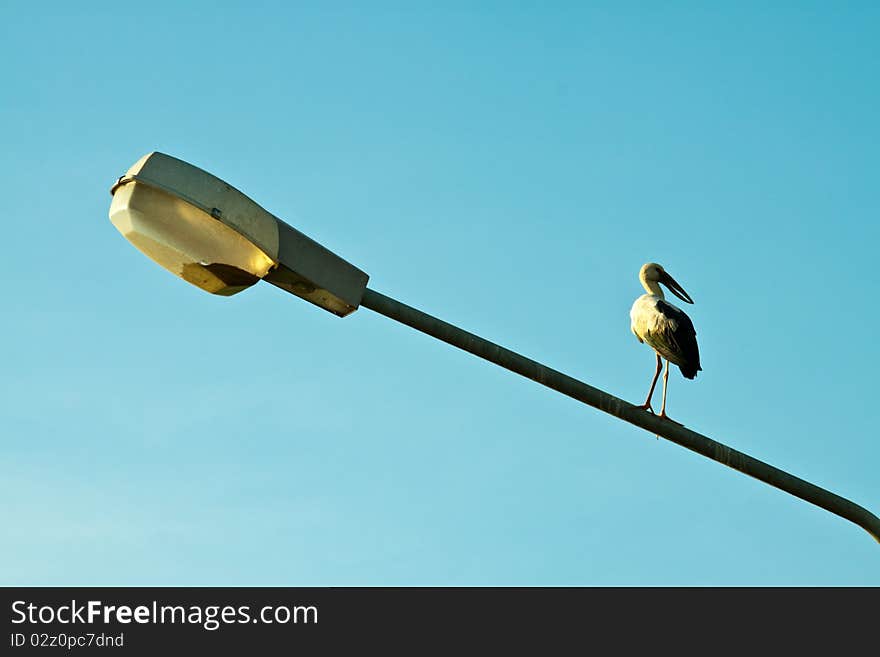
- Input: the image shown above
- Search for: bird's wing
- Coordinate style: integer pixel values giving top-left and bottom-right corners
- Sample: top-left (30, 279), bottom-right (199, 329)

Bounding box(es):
top-left (644, 299), bottom-right (701, 376)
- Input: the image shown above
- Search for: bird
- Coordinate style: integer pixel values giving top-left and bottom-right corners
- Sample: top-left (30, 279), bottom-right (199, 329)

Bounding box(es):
top-left (629, 262), bottom-right (701, 421)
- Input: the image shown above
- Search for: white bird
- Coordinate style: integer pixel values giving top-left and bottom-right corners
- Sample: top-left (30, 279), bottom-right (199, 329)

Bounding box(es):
top-left (630, 262), bottom-right (701, 421)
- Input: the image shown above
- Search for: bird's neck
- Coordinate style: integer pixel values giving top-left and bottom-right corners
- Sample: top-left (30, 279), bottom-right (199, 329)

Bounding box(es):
top-left (641, 279), bottom-right (664, 298)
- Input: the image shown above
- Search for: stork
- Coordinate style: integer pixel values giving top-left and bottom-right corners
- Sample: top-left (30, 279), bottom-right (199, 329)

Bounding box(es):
top-left (630, 262), bottom-right (701, 421)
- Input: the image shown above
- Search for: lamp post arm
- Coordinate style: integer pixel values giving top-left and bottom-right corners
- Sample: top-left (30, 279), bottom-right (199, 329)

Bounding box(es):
top-left (359, 287), bottom-right (880, 544)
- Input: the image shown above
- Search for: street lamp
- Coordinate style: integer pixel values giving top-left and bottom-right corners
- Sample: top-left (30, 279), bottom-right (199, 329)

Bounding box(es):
top-left (109, 152), bottom-right (880, 544)
top-left (109, 152), bottom-right (367, 315)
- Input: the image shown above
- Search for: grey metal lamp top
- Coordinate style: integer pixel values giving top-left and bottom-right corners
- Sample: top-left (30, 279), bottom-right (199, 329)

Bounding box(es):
top-left (109, 152), bottom-right (368, 315)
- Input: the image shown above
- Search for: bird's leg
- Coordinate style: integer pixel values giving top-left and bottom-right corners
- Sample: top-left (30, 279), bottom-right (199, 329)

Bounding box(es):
top-left (637, 353), bottom-right (663, 413)
top-left (659, 359), bottom-right (670, 416)
top-left (658, 360), bottom-right (683, 425)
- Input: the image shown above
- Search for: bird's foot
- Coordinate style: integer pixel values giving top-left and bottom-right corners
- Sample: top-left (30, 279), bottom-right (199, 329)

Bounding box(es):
top-left (636, 403), bottom-right (655, 414)
top-left (658, 412), bottom-right (683, 426)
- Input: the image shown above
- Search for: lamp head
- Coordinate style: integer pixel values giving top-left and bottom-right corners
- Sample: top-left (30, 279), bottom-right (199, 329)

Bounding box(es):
top-left (110, 152), bottom-right (368, 315)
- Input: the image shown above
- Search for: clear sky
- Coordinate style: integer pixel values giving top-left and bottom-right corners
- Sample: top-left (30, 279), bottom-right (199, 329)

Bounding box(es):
top-left (2, 2), bottom-right (878, 585)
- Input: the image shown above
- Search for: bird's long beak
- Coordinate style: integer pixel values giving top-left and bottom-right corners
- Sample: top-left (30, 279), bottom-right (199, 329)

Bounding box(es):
top-left (660, 271), bottom-right (694, 304)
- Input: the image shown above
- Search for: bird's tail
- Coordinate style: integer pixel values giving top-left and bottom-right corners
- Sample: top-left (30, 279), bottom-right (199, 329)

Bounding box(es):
top-left (679, 363), bottom-right (702, 380)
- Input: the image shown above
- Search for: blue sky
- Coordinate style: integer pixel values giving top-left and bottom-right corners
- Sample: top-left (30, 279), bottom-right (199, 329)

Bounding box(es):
top-left (2, 2), bottom-right (878, 585)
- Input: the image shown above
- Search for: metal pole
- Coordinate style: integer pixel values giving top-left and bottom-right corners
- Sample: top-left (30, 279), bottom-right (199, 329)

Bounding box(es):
top-left (360, 287), bottom-right (880, 544)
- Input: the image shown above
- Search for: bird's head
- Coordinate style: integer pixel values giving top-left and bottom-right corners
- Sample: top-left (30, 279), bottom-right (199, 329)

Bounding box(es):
top-left (640, 262), bottom-right (694, 304)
